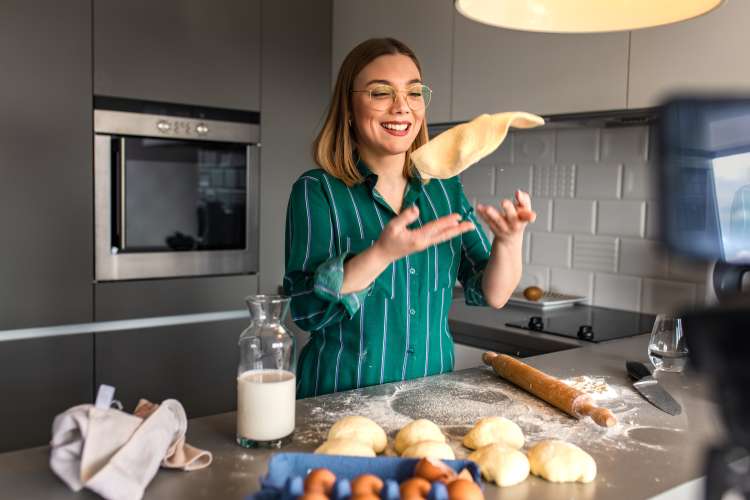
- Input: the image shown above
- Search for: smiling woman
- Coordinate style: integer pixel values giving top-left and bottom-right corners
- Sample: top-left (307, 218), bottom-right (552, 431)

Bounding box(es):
top-left (283, 38), bottom-right (535, 399)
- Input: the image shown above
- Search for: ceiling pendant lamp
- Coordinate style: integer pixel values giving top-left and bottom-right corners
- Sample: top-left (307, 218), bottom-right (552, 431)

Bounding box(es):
top-left (455, 0), bottom-right (724, 34)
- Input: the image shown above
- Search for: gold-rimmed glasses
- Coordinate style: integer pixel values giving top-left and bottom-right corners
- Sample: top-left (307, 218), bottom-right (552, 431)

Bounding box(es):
top-left (352, 83), bottom-right (432, 111)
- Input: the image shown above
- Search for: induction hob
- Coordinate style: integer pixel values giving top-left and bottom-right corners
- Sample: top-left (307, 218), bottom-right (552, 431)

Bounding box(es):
top-left (506, 306), bottom-right (656, 343)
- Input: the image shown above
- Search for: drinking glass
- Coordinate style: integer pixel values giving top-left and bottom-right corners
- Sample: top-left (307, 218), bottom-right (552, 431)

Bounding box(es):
top-left (648, 314), bottom-right (688, 372)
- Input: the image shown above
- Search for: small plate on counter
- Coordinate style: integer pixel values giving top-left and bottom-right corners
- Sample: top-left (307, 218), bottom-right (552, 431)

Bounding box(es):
top-left (507, 291), bottom-right (587, 310)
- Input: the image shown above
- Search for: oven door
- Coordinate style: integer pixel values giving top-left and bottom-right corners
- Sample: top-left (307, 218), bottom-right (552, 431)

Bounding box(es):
top-left (94, 134), bottom-right (259, 281)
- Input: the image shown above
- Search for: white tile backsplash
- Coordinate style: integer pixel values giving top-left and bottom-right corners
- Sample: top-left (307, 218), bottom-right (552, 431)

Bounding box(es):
top-left (530, 232), bottom-right (571, 268)
top-left (593, 273), bottom-right (642, 311)
top-left (575, 163), bottom-right (622, 199)
top-left (645, 201), bottom-right (661, 239)
top-left (457, 124), bottom-right (691, 313)
top-left (573, 235), bottom-right (618, 272)
top-left (556, 128), bottom-right (599, 163)
top-left (619, 238), bottom-right (668, 278)
top-left (549, 268), bottom-right (594, 303)
top-left (533, 165), bottom-right (576, 198)
top-left (597, 200), bottom-right (645, 237)
top-left (622, 164), bottom-right (656, 200)
top-left (641, 278), bottom-right (697, 314)
top-left (601, 126), bottom-right (648, 163)
top-left (528, 198), bottom-right (552, 232)
top-left (668, 255), bottom-right (710, 284)
top-left (495, 164), bottom-right (533, 199)
top-left (513, 130), bottom-right (555, 165)
top-left (553, 199), bottom-right (596, 234)
top-left (517, 264), bottom-right (550, 291)
top-left (461, 164), bottom-right (495, 197)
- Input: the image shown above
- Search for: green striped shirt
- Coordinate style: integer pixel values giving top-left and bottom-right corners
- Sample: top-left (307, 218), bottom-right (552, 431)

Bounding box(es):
top-left (283, 161), bottom-right (491, 398)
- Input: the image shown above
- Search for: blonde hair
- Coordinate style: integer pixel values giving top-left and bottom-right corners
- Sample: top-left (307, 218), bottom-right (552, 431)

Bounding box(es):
top-left (313, 38), bottom-right (430, 187)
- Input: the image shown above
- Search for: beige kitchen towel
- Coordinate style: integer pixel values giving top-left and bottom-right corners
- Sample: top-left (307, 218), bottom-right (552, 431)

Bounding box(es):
top-left (411, 111), bottom-right (545, 179)
top-left (134, 399), bottom-right (213, 471)
top-left (50, 398), bottom-right (211, 500)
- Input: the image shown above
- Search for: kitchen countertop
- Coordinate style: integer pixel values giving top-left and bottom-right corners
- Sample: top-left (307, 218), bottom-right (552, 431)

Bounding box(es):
top-left (0, 334), bottom-right (722, 500)
top-left (449, 298), bottom-right (587, 355)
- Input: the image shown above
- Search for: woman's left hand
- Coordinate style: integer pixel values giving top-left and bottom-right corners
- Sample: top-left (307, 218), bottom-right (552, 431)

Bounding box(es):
top-left (475, 190), bottom-right (537, 247)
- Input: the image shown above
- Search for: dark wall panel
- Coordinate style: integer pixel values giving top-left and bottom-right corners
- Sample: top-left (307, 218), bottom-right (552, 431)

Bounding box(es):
top-left (0, 0), bottom-right (93, 329)
top-left (0, 334), bottom-right (93, 452)
top-left (95, 318), bottom-right (246, 418)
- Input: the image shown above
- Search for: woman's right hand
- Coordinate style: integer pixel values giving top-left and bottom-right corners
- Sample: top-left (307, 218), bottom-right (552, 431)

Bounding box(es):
top-left (373, 205), bottom-right (475, 263)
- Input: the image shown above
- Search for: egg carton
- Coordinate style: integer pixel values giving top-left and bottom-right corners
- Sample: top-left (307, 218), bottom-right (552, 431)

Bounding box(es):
top-left (247, 452), bottom-right (482, 500)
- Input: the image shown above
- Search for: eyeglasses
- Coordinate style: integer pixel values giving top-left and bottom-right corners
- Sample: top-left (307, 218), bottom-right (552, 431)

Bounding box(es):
top-left (352, 83), bottom-right (432, 111)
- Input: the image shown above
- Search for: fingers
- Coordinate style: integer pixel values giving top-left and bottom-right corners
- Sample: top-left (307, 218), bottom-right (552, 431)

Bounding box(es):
top-left (476, 203), bottom-right (509, 234)
top-left (418, 213), bottom-right (463, 239)
top-left (411, 215), bottom-right (475, 249)
top-left (515, 190), bottom-right (532, 210)
top-left (390, 205), bottom-right (420, 230)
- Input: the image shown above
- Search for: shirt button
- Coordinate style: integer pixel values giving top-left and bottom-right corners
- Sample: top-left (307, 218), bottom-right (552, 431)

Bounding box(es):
top-left (409, 268), bottom-right (416, 275)
top-left (409, 308), bottom-right (416, 316)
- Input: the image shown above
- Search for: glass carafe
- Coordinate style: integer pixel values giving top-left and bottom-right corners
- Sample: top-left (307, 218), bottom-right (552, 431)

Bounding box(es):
top-left (236, 295), bottom-right (296, 448)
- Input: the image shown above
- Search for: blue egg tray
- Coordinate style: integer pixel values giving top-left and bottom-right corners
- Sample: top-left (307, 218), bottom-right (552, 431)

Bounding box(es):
top-left (246, 452), bottom-right (482, 500)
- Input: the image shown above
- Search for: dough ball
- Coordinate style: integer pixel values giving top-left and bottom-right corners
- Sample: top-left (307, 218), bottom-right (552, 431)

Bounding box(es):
top-left (327, 415), bottom-right (387, 453)
top-left (314, 438), bottom-right (376, 457)
top-left (463, 416), bottom-right (525, 450)
top-left (394, 419), bottom-right (445, 454)
top-left (401, 441), bottom-right (455, 460)
top-left (468, 443), bottom-right (529, 487)
top-left (527, 440), bottom-right (597, 483)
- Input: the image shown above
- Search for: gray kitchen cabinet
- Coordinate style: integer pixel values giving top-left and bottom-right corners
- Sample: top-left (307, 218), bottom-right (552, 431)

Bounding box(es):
top-left (94, 0), bottom-right (261, 110)
top-left (94, 275), bottom-right (257, 321)
top-left (95, 318), bottom-right (247, 419)
top-left (629, 1), bottom-right (750, 108)
top-left (452, 14), bottom-right (629, 121)
top-left (0, 0), bottom-right (93, 329)
top-left (0, 334), bottom-right (93, 453)
top-left (332, 0), bottom-right (454, 123)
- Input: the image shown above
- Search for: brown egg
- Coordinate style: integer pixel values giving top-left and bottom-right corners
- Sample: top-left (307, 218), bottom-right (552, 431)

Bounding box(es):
top-left (414, 457), bottom-right (457, 483)
top-left (351, 474), bottom-right (384, 496)
top-left (303, 468), bottom-right (336, 496)
top-left (350, 495), bottom-right (380, 500)
top-left (447, 478), bottom-right (484, 500)
top-left (400, 476), bottom-right (432, 500)
top-left (299, 494), bottom-right (329, 500)
top-left (523, 286), bottom-right (544, 301)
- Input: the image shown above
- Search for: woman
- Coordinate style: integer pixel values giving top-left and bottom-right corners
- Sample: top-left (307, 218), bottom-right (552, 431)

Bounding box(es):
top-left (284, 38), bottom-right (536, 398)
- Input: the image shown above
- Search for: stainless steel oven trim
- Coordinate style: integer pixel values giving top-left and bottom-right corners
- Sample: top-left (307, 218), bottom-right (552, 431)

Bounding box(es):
top-left (94, 134), bottom-right (260, 281)
top-left (94, 109), bottom-right (259, 143)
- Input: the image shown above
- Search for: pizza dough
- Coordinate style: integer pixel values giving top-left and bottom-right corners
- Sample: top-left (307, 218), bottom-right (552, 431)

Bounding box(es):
top-left (327, 415), bottom-right (387, 453)
top-left (394, 419), bottom-right (446, 455)
top-left (401, 440), bottom-right (456, 460)
top-left (314, 438), bottom-right (376, 457)
top-left (527, 440), bottom-right (597, 483)
top-left (411, 112), bottom-right (545, 179)
top-left (462, 416), bottom-right (525, 450)
top-left (468, 443), bottom-right (530, 487)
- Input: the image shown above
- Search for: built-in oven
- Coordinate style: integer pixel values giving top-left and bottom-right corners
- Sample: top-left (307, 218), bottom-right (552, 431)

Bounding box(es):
top-left (94, 97), bottom-right (260, 281)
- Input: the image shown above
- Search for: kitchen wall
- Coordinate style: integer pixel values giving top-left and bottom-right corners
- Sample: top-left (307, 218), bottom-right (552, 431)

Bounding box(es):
top-left (459, 124), bottom-right (709, 314)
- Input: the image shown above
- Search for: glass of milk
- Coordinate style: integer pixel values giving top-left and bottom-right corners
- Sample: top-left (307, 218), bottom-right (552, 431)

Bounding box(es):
top-left (236, 295), bottom-right (296, 448)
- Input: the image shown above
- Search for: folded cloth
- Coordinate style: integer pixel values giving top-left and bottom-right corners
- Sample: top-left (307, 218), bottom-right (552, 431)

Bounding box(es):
top-left (411, 111), bottom-right (545, 180)
top-left (133, 399), bottom-right (212, 471)
top-left (50, 399), bottom-right (212, 500)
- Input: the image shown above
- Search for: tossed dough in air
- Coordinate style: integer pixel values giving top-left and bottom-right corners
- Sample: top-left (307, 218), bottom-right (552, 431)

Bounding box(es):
top-left (411, 112), bottom-right (545, 179)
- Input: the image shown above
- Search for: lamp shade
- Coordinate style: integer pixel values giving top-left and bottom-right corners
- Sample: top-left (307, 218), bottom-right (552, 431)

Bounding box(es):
top-left (455, 0), bottom-right (724, 33)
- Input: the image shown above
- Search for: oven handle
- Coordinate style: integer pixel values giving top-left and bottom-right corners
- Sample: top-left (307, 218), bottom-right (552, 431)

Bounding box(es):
top-left (117, 137), bottom-right (127, 249)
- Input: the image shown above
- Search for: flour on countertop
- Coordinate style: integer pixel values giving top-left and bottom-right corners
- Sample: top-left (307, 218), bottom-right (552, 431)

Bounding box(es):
top-left (291, 368), bottom-right (682, 457)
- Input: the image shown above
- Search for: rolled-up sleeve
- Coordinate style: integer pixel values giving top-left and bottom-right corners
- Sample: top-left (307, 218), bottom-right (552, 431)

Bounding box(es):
top-left (457, 189), bottom-right (492, 306)
top-left (283, 176), bottom-right (370, 332)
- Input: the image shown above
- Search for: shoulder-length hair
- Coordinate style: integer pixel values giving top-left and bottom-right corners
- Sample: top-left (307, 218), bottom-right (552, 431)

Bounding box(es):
top-left (313, 38), bottom-right (430, 187)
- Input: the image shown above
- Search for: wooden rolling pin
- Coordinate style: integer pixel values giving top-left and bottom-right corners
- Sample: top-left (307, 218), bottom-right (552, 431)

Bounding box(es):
top-left (483, 351), bottom-right (617, 428)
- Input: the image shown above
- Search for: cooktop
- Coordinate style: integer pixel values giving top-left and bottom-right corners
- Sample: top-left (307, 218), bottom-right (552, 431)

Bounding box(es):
top-left (506, 306), bottom-right (656, 343)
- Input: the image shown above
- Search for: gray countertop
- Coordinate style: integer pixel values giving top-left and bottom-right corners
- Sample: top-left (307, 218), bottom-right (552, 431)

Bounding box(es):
top-left (0, 335), bottom-right (722, 500)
